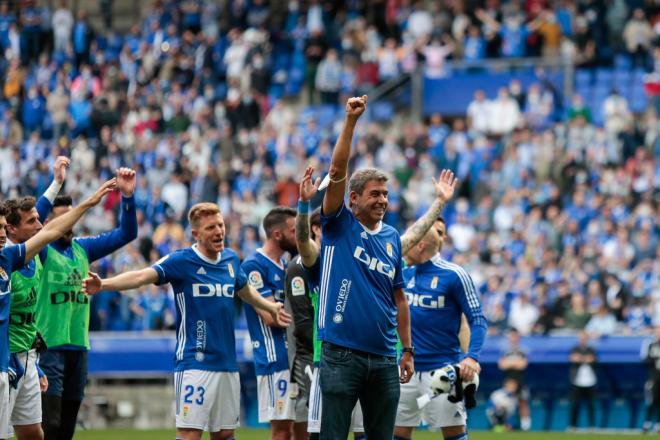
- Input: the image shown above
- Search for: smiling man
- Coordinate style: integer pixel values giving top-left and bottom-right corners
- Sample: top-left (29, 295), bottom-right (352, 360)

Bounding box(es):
top-left (83, 203), bottom-right (291, 440)
top-left (316, 96), bottom-right (458, 440)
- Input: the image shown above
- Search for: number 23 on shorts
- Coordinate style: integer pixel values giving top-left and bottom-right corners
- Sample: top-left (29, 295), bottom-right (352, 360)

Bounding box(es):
top-left (183, 385), bottom-right (206, 405)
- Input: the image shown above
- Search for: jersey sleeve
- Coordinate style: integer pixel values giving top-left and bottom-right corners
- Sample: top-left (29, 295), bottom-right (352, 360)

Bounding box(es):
top-left (35, 195), bottom-right (52, 223)
top-left (450, 268), bottom-right (488, 361)
top-left (152, 252), bottom-right (181, 285)
top-left (242, 260), bottom-right (272, 298)
top-left (234, 258), bottom-right (248, 291)
top-left (6, 243), bottom-right (26, 271)
top-left (392, 236), bottom-right (405, 290)
top-left (320, 203), bottom-right (352, 239)
top-left (76, 196), bottom-right (138, 262)
top-left (302, 257), bottom-right (321, 287)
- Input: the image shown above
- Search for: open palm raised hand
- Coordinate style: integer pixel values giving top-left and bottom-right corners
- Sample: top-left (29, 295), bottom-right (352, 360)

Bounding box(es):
top-left (433, 169), bottom-right (458, 203)
top-left (300, 166), bottom-right (321, 202)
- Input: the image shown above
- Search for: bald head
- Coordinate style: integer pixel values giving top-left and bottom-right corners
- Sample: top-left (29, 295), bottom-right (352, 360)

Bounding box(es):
top-left (406, 228), bottom-right (441, 265)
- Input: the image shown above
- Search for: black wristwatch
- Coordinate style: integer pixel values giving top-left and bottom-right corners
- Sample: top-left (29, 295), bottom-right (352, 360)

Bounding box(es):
top-left (402, 346), bottom-right (415, 356)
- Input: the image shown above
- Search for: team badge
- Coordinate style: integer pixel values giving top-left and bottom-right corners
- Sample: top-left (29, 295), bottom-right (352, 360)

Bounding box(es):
top-left (0, 268), bottom-right (7, 281)
top-left (291, 277), bottom-right (305, 296)
top-left (277, 400), bottom-right (284, 413)
top-left (249, 271), bottom-right (264, 289)
top-left (333, 313), bottom-right (343, 324)
top-left (431, 276), bottom-right (438, 289)
top-left (182, 405), bottom-right (190, 417)
top-left (228, 263), bottom-right (234, 278)
top-left (386, 242), bottom-right (393, 257)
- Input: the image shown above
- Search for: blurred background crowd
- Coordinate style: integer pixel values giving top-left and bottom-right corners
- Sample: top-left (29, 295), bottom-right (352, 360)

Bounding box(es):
top-left (0, 0), bottom-right (657, 337)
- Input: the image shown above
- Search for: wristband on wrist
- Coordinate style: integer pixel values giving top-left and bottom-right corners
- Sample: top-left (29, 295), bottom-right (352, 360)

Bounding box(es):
top-left (298, 200), bottom-right (309, 213)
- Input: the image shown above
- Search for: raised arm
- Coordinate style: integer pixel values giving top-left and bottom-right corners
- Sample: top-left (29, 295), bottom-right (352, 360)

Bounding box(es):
top-left (237, 284), bottom-right (292, 328)
top-left (323, 95), bottom-right (368, 216)
top-left (401, 169), bottom-right (457, 254)
top-left (82, 267), bottom-right (160, 294)
top-left (23, 178), bottom-right (116, 263)
top-left (296, 166), bottom-right (321, 267)
top-left (36, 156), bottom-right (69, 221)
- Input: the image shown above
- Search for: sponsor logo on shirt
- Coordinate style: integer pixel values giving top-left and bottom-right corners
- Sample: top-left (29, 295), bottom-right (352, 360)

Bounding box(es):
top-left (353, 246), bottom-right (395, 279)
top-left (191, 283), bottom-right (235, 297)
top-left (195, 320), bottom-right (206, 361)
top-left (291, 276), bottom-right (305, 296)
top-left (333, 278), bottom-right (352, 324)
top-left (249, 271), bottom-right (264, 289)
top-left (405, 292), bottom-right (445, 309)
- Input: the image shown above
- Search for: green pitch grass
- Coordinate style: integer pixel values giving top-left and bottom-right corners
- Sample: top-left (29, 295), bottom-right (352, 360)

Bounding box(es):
top-left (73, 429), bottom-right (659, 439)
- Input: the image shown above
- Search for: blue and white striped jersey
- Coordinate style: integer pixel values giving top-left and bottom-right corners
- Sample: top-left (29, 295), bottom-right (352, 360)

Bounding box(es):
top-left (242, 250), bottom-right (289, 375)
top-left (0, 243), bottom-right (26, 372)
top-left (403, 255), bottom-right (488, 371)
top-left (318, 205), bottom-right (405, 357)
top-left (152, 245), bottom-right (247, 372)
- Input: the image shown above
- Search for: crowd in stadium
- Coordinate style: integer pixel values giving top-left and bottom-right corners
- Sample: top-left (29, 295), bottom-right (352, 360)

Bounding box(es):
top-left (0, 0), bottom-right (657, 339)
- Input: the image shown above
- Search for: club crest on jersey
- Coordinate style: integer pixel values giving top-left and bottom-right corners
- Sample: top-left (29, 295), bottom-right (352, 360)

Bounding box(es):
top-left (249, 271), bottom-right (264, 289)
top-left (183, 405), bottom-right (190, 417)
top-left (333, 313), bottom-right (343, 324)
top-left (228, 263), bottom-right (234, 278)
top-left (431, 276), bottom-right (438, 289)
top-left (291, 276), bottom-right (305, 296)
top-left (386, 242), bottom-right (393, 257)
top-left (0, 267), bottom-right (7, 281)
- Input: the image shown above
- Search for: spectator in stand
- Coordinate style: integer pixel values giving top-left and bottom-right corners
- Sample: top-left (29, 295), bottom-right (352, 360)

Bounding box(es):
top-left (563, 294), bottom-right (592, 332)
top-left (467, 89), bottom-right (490, 135)
top-left (488, 87), bottom-right (520, 136)
top-left (315, 48), bottom-right (342, 105)
top-left (422, 34), bottom-right (454, 79)
top-left (623, 8), bottom-right (654, 69)
top-left (52, 0), bottom-right (73, 53)
top-left (585, 305), bottom-right (618, 338)
top-left (568, 331), bottom-right (598, 429)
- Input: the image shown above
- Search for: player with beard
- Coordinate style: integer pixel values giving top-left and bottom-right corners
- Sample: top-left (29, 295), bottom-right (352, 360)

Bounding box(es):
top-left (0, 178), bottom-right (116, 440)
top-left (83, 203), bottom-right (291, 440)
top-left (241, 207), bottom-right (299, 440)
top-left (37, 168), bottom-right (138, 440)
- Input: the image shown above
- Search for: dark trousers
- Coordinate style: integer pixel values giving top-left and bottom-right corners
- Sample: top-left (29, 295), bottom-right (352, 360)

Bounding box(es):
top-left (569, 385), bottom-right (596, 427)
top-left (40, 349), bottom-right (88, 440)
top-left (319, 343), bottom-right (399, 440)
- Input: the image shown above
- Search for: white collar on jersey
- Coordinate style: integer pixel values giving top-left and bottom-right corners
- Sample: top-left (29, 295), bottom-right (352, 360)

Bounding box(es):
top-left (359, 220), bottom-right (383, 235)
top-left (192, 244), bottom-right (222, 264)
top-left (256, 248), bottom-right (285, 270)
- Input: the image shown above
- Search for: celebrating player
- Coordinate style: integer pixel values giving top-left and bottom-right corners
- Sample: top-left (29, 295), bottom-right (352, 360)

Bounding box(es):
top-left (0, 178), bottom-right (117, 440)
top-left (3, 156), bottom-right (69, 440)
top-left (289, 167), bottom-right (365, 440)
top-left (394, 224), bottom-right (488, 440)
top-left (83, 203), bottom-right (291, 440)
top-left (37, 168), bottom-right (138, 440)
top-left (242, 207), bottom-right (300, 440)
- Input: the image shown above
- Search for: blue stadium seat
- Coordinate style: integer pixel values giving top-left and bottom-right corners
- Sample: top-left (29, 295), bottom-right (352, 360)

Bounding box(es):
top-left (575, 69), bottom-right (592, 87)
top-left (371, 101), bottom-right (394, 121)
top-left (632, 68), bottom-right (647, 85)
top-left (614, 54), bottom-right (632, 70)
top-left (630, 89), bottom-right (648, 113)
top-left (595, 68), bottom-right (614, 87)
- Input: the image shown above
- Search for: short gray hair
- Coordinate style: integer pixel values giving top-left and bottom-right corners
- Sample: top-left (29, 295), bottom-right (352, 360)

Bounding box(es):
top-left (348, 168), bottom-right (389, 195)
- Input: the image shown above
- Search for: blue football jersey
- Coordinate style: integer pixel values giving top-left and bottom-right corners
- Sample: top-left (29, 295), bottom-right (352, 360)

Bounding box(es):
top-left (0, 244), bottom-right (26, 372)
top-left (319, 205), bottom-right (404, 357)
top-left (404, 255), bottom-right (488, 371)
top-left (242, 250), bottom-right (289, 375)
top-left (152, 245), bottom-right (247, 372)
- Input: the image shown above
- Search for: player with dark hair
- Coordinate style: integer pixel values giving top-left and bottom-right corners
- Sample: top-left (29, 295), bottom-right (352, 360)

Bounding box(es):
top-left (3, 157), bottom-right (70, 440)
top-left (242, 206), bottom-right (299, 440)
top-left (83, 202), bottom-right (291, 440)
top-left (0, 177), bottom-right (117, 440)
top-left (316, 96), bottom-right (458, 439)
top-left (37, 168), bottom-right (138, 440)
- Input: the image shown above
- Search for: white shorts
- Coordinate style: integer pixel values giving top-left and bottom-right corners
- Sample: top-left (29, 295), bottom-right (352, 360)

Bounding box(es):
top-left (0, 372), bottom-right (8, 438)
top-left (174, 370), bottom-right (240, 432)
top-left (396, 371), bottom-right (467, 430)
top-left (256, 370), bottom-right (297, 423)
top-left (4, 350), bottom-right (42, 438)
top-left (307, 367), bottom-right (364, 433)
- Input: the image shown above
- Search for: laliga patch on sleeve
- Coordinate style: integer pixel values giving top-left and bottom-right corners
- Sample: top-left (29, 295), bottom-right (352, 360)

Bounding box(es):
top-left (291, 276), bottom-right (305, 296)
top-left (249, 271), bottom-right (264, 289)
